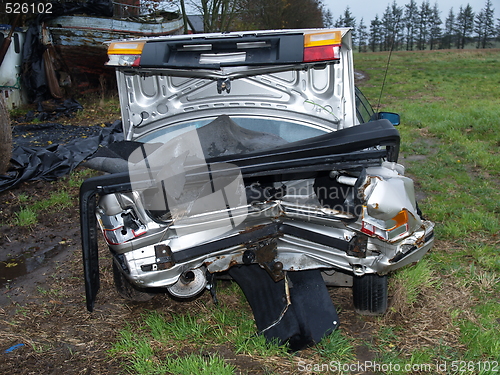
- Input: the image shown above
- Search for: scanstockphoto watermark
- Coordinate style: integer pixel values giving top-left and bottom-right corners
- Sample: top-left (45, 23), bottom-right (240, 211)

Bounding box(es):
top-left (297, 360), bottom-right (499, 373)
top-left (297, 361), bottom-right (435, 373)
top-left (128, 126), bottom-right (366, 236)
top-left (128, 127), bottom-right (247, 238)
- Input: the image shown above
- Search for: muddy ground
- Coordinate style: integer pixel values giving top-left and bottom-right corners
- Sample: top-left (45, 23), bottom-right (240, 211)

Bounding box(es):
top-left (0, 98), bottom-right (465, 375)
top-left (0, 173), bottom-right (385, 374)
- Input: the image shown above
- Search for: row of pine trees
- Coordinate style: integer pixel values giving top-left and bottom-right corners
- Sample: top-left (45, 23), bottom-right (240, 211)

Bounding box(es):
top-left (329, 0), bottom-right (498, 52)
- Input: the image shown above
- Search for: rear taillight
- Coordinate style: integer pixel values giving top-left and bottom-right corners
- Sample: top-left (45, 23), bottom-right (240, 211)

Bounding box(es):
top-left (303, 30), bottom-right (341, 63)
top-left (361, 209), bottom-right (411, 241)
top-left (106, 29), bottom-right (344, 67)
top-left (107, 41), bottom-right (145, 67)
top-left (97, 209), bottom-right (147, 245)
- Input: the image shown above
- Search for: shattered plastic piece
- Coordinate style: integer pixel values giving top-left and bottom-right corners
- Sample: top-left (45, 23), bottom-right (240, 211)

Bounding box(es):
top-left (4, 343), bottom-right (24, 353)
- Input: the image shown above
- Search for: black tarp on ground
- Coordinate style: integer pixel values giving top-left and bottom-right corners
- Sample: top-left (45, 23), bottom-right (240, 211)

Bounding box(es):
top-left (0, 120), bottom-right (123, 193)
top-left (15, 98), bottom-right (84, 123)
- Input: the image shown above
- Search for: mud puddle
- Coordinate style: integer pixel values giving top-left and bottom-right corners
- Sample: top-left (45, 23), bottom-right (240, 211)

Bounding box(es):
top-left (0, 243), bottom-right (68, 288)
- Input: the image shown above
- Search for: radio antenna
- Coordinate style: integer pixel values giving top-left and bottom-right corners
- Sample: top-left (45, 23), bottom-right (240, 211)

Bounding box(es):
top-left (376, 16), bottom-right (401, 112)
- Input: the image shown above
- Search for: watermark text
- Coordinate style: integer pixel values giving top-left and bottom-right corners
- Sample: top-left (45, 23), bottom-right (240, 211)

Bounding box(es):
top-left (297, 360), bottom-right (499, 373)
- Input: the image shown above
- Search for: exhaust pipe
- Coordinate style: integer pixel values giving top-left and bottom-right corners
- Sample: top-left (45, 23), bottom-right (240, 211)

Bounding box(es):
top-left (167, 267), bottom-right (207, 298)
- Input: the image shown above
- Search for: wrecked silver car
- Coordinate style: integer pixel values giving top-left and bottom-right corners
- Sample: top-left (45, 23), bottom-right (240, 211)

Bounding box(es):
top-left (80, 28), bottom-right (434, 350)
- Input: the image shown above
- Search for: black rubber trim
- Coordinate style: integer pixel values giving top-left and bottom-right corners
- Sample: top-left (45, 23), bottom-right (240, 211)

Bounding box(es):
top-left (80, 180), bottom-right (100, 312)
top-left (210, 119), bottom-right (399, 165)
top-left (140, 34), bottom-right (304, 69)
top-left (228, 265), bottom-right (339, 350)
top-left (80, 172), bottom-right (132, 312)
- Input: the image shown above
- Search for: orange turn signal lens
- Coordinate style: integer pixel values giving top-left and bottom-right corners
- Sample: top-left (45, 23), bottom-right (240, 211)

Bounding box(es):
top-left (108, 41), bottom-right (146, 55)
top-left (387, 210), bottom-right (409, 231)
top-left (304, 30), bottom-right (341, 48)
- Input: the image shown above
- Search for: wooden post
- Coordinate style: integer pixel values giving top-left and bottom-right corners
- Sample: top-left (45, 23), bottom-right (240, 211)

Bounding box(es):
top-left (0, 95), bottom-right (12, 175)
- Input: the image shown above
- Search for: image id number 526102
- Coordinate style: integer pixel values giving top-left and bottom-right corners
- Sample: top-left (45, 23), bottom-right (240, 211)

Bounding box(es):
top-left (5, 2), bottom-right (53, 14)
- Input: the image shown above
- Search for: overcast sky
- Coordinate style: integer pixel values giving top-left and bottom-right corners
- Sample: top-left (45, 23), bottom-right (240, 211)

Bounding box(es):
top-left (322, 0), bottom-right (496, 25)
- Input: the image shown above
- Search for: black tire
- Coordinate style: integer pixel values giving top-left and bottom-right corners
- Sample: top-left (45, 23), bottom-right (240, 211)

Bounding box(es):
top-left (352, 273), bottom-right (388, 315)
top-left (112, 261), bottom-right (156, 302)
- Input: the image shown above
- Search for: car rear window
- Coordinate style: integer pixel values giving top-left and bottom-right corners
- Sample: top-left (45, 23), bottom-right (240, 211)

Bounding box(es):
top-left (138, 115), bottom-right (329, 144)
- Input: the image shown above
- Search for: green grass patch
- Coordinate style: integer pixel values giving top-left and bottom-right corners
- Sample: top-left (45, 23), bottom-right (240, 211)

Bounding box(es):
top-left (109, 288), bottom-right (357, 373)
top-left (67, 168), bottom-right (95, 189)
top-left (312, 329), bottom-right (356, 363)
top-left (459, 300), bottom-right (500, 361)
top-left (355, 49), bottom-right (500, 369)
top-left (7, 169), bottom-right (89, 226)
top-left (144, 311), bottom-right (210, 343)
top-left (110, 296), bottom-right (298, 374)
top-left (13, 207), bottom-right (38, 226)
top-left (32, 190), bottom-right (73, 212)
top-left (165, 353), bottom-right (236, 375)
top-left (113, 326), bottom-right (236, 375)
top-left (391, 258), bottom-right (437, 307)
top-left (16, 193), bottom-right (30, 203)
top-left (10, 190), bottom-right (72, 227)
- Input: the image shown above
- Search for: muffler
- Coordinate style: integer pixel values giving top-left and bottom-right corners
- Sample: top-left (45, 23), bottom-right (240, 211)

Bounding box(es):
top-left (167, 267), bottom-right (207, 298)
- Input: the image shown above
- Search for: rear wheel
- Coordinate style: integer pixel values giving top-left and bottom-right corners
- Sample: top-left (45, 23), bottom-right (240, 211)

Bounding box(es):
top-left (352, 274), bottom-right (388, 315)
top-left (112, 261), bottom-right (155, 302)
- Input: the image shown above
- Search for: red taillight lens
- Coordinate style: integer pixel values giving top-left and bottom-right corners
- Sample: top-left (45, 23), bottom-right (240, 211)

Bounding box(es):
top-left (132, 57), bottom-right (141, 67)
top-left (303, 45), bottom-right (340, 62)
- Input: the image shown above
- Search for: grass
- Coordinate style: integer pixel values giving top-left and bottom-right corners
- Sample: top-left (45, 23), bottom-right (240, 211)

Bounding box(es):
top-left (67, 168), bottom-right (94, 188)
top-left (165, 353), bottom-right (236, 375)
top-left (9, 93), bottom-right (121, 127)
top-left (460, 301), bottom-right (500, 360)
top-left (113, 325), bottom-right (236, 375)
top-left (109, 288), bottom-right (359, 373)
top-left (312, 329), bottom-right (356, 362)
top-left (106, 49), bottom-right (500, 373)
top-left (7, 169), bottom-right (89, 227)
top-left (10, 190), bottom-right (72, 227)
top-left (354, 48), bottom-right (500, 370)
top-left (13, 207), bottom-right (37, 227)
top-left (32, 190), bottom-right (73, 212)
top-left (110, 299), bottom-right (296, 374)
top-left (390, 258), bottom-right (437, 312)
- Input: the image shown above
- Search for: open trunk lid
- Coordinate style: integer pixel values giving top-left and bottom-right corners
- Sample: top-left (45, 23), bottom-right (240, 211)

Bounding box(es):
top-left (106, 28), bottom-right (357, 140)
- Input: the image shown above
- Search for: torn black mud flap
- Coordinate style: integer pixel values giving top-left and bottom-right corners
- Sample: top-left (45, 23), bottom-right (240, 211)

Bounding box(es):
top-left (228, 264), bottom-right (339, 351)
